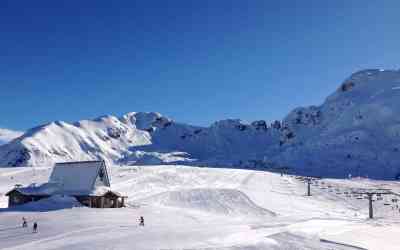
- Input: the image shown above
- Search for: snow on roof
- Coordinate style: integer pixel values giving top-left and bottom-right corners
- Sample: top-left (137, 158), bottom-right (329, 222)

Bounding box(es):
top-left (49, 160), bottom-right (110, 194)
top-left (6, 161), bottom-right (126, 197)
top-left (8, 184), bottom-right (121, 197)
top-left (7, 182), bottom-right (61, 196)
top-left (6, 161), bottom-right (123, 196)
top-left (89, 186), bottom-right (124, 197)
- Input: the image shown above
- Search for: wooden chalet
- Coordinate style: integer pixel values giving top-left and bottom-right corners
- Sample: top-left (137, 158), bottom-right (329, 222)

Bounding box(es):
top-left (6, 160), bottom-right (127, 208)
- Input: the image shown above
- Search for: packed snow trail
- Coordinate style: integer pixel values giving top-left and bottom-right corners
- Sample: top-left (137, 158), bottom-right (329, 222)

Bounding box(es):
top-left (1, 165), bottom-right (400, 249)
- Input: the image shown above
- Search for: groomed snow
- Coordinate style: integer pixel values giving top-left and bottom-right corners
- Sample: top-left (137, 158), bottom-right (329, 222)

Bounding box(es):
top-left (1, 165), bottom-right (400, 249)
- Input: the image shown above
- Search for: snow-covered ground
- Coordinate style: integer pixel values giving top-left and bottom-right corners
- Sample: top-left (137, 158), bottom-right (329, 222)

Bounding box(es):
top-left (1, 165), bottom-right (400, 249)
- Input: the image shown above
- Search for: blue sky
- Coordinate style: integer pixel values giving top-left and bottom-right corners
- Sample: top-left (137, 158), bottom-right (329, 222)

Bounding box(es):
top-left (0, 1), bottom-right (399, 130)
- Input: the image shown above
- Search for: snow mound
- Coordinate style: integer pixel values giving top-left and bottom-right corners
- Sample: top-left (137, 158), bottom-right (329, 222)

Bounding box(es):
top-left (141, 188), bottom-right (275, 217)
top-left (4, 195), bottom-right (83, 211)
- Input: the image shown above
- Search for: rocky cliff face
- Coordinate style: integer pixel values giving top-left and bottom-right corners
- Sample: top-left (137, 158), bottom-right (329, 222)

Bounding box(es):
top-left (1, 69), bottom-right (400, 179)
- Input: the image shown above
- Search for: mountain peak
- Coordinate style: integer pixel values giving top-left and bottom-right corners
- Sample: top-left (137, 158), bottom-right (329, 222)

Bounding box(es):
top-left (1, 69), bottom-right (400, 179)
top-left (120, 112), bottom-right (172, 130)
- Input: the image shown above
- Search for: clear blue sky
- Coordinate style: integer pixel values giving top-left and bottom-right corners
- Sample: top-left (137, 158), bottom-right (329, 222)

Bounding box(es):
top-left (1, 1), bottom-right (399, 130)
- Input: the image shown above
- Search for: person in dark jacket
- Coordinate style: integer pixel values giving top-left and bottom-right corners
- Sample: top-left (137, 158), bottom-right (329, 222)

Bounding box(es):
top-left (139, 216), bottom-right (144, 226)
top-left (22, 217), bottom-right (27, 228)
top-left (33, 222), bottom-right (38, 233)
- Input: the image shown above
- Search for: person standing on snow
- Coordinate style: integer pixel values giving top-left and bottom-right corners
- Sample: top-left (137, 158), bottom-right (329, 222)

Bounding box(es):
top-left (33, 222), bottom-right (38, 233)
top-left (22, 217), bottom-right (27, 228)
top-left (139, 216), bottom-right (144, 226)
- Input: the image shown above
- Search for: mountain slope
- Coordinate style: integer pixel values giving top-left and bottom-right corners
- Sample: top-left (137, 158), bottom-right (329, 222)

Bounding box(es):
top-left (275, 69), bottom-right (400, 179)
top-left (0, 128), bottom-right (23, 145)
top-left (1, 69), bottom-right (400, 179)
top-left (0, 113), bottom-right (279, 167)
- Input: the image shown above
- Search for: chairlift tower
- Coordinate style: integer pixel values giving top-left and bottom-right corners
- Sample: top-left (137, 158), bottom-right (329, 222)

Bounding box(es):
top-left (306, 178), bottom-right (311, 196)
top-left (303, 177), bottom-right (320, 196)
top-left (351, 188), bottom-right (392, 219)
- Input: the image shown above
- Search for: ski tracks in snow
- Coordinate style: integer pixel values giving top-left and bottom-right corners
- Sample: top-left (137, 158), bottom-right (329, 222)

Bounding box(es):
top-left (0, 225), bottom-right (135, 250)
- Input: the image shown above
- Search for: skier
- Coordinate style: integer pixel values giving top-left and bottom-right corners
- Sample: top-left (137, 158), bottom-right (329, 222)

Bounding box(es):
top-left (139, 216), bottom-right (144, 226)
top-left (33, 222), bottom-right (38, 233)
top-left (22, 217), bottom-right (27, 228)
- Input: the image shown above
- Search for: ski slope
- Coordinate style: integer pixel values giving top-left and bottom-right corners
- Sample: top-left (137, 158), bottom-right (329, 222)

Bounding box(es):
top-left (1, 165), bottom-right (400, 249)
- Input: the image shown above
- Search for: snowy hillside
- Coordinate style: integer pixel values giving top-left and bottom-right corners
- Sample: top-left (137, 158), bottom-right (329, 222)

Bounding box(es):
top-left (1, 165), bottom-right (400, 249)
top-left (1, 69), bottom-right (400, 179)
top-left (0, 128), bottom-right (23, 145)
top-left (276, 69), bottom-right (400, 179)
top-left (0, 112), bottom-right (279, 168)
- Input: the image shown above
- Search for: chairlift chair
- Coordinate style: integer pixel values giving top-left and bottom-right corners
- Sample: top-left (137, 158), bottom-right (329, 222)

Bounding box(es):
top-left (378, 197), bottom-right (394, 206)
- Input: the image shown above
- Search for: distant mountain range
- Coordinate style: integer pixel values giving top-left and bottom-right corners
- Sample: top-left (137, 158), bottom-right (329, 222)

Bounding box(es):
top-left (1, 69), bottom-right (400, 179)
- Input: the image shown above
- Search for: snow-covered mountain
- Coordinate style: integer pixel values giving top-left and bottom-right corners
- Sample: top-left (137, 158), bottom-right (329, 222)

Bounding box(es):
top-left (274, 69), bottom-right (400, 179)
top-left (1, 69), bottom-right (400, 179)
top-left (0, 112), bottom-right (277, 168)
top-left (0, 128), bottom-right (23, 145)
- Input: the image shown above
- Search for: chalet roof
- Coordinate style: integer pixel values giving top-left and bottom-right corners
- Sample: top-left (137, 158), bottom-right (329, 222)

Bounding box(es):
top-left (6, 184), bottom-right (123, 197)
top-left (6, 161), bottom-right (126, 197)
top-left (49, 160), bottom-right (110, 193)
top-left (5, 183), bottom-right (59, 196)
